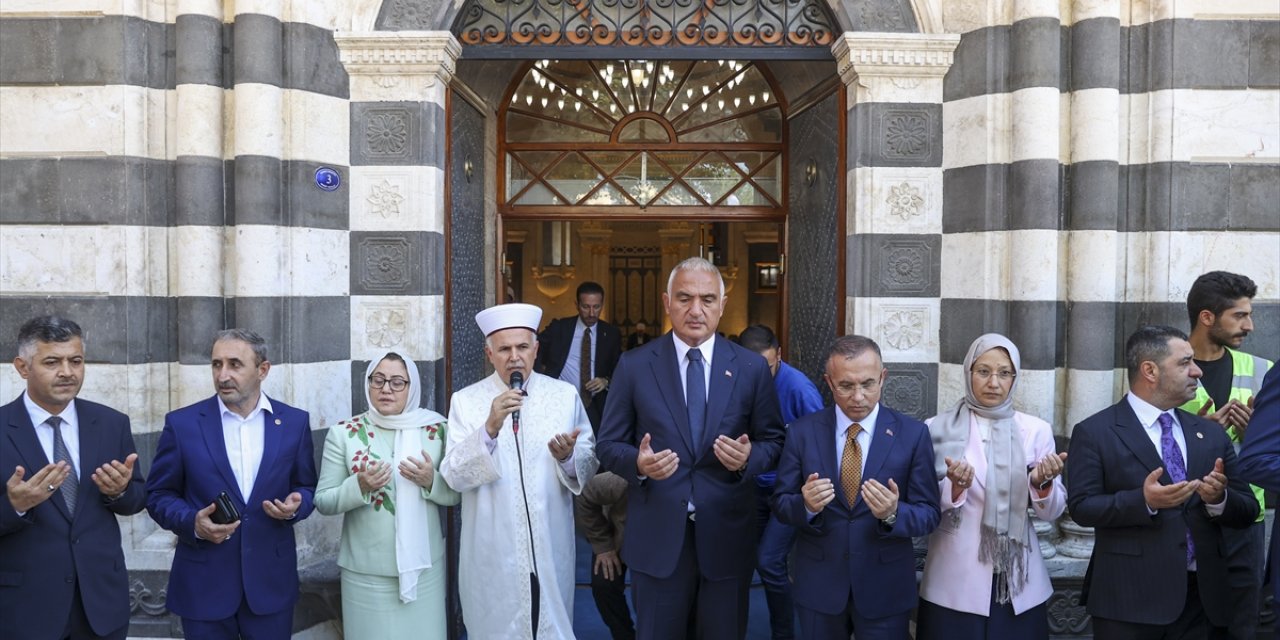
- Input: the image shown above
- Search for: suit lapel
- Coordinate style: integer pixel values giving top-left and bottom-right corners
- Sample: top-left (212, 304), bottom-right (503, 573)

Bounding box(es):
top-left (251, 401), bottom-right (285, 503)
top-left (1176, 409), bottom-right (1211, 477)
top-left (200, 398), bottom-right (246, 503)
top-left (699, 339), bottom-right (739, 457)
top-left (4, 397), bottom-right (71, 521)
top-left (73, 398), bottom-right (103, 519)
top-left (650, 334), bottom-right (694, 455)
top-left (1112, 401), bottom-right (1165, 476)
top-left (815, 407), bottom-right (839, 487)
top-left (862, 405), bottom-right (897, 482)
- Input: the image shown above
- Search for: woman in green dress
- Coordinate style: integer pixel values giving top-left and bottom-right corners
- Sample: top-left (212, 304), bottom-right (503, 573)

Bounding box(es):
top-left (315, 351), bottom-right (458, 639)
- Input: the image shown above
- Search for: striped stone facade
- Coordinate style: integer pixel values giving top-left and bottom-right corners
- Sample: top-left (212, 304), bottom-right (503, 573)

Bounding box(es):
top-left (1, 0), bottom-right (1277, 637)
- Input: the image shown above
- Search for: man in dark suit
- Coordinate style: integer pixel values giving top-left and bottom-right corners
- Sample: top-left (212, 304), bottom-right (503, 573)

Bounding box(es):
top-left (627, 321), bottom-right (651, 350)
top-left (1239, 365), bottom-right (1280, 605)
top-left (1067, 325), bottom-right (1259, 639)
top-left (536, 281), bottom-right (622, 430)
top-left (146, 329), bottom-right (317, 638)
top-left (597, 257), bottom-right (785, 640)
top-left (0, 315), bottom-right (147, 640)
top-left (771, 335), bottom-right (940, 639)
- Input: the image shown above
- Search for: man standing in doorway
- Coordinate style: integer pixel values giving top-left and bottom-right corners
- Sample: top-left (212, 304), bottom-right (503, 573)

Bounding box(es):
top-left (598, 256), bottom-right (785, 640)
top-left (738, 324), bottom-right (823, 640)
top-left (1180, 271), bottom-right (1272, 639)
top-left (536, 281), bottom-right (622, 431)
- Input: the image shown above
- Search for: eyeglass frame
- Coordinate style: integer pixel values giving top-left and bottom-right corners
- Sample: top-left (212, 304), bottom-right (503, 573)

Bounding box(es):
top-left (368, 374), bottom-right (410, 392)
top-left (831, 378), bottom-right (882, 397)
top-left (970, 367), bottom-right (1016, 382)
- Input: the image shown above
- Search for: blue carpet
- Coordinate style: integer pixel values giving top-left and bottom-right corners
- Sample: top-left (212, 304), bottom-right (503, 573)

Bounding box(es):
top-left (572, 533), bottom-right (782, 639)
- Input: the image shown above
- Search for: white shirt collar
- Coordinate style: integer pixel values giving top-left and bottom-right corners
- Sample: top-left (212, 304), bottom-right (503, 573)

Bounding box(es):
top-left (673, 333), bottom-right (716, 366)
top-left (836, 402), bottom-right (880, 437)
top-left (217, 391), bottom-right (273, 421)
top-left (1125, 392), bottom-right (1177, 430)
top-left (22, 392), bottom-right (78, 430)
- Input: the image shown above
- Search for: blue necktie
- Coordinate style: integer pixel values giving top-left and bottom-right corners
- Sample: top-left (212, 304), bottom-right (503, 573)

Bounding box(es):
top-left (686, 349), bottom-right (706, 449)
top-left (48, 416), bottom-right (78, 514)
top-left (1158, 412), bottom-right (1195, 566)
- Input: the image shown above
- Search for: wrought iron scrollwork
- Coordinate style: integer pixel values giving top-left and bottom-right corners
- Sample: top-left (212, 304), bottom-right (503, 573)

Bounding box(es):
top-left (456, 0), bottom-right (836, 48)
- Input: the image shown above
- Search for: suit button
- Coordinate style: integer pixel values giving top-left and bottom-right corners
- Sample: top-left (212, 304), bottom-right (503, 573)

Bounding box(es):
top-left (65, 576), bottom-right (74, 583)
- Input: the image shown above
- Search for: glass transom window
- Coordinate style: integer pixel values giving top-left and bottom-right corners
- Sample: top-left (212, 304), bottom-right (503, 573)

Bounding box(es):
top-left (502, 59), bottom-right (785, 216)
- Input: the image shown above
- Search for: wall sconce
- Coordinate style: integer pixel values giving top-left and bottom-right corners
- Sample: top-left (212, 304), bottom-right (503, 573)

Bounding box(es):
top-left (804, 158), bottom-right (818, 187)
top-left (464, 156), bottom-right (474, 182)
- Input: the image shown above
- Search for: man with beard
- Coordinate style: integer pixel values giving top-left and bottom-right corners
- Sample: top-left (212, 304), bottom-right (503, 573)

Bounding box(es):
top-left (146, 329), bottom-right (317, 638)
top-left (1067, 325), bottom-right (1257, 638)
top-left (1180, 271), bottom-right (1273, 639)
top-left (535, 281), bottom-right (621, 431)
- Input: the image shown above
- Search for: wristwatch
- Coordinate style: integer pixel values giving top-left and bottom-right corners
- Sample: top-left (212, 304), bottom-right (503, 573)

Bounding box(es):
top-left (880, 511), bottom-right (898, 527)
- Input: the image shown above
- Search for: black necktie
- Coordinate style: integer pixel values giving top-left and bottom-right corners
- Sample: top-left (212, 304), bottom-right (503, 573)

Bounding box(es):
top-left (686, 349), bottom-right (706, 448)
top-left (580, 327), bottom-right (592, 404)
top-left (48, 416), bottom-right (78, 513)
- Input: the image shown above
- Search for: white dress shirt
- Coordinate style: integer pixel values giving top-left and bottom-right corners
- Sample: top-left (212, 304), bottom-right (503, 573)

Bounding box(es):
top-left (673, 333), bottom-right (715, 404)
top-left (1126, 392), bottom-right (1225, 570)
top-left (807, 403), bottom-right (881, 520)
top-left (219, 392), bottom-right (272, 500)
top-left (24, 392), bottom-right (81, 475)
top-left (834, 402), bottom-right (878, 475)
top-left (671, 334), bottom-right (715, 514)
top-left (558, 318), bottom-right (598, 390)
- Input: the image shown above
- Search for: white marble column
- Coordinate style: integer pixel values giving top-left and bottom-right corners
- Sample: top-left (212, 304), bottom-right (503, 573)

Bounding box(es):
top-left (834, 32), bottom-right (958, 418)
top-left (336, 32), bottom-right (460, 379)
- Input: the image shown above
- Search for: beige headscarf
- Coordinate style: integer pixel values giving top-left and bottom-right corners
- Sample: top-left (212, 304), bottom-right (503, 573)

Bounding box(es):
top-left (363, 351), bottom-right (446, 604)
top-left (930, 333), bottom-right (1029, 604)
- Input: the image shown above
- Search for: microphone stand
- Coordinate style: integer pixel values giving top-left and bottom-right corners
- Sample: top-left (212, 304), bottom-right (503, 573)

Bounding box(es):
top-left (510, 377), bottom-right (540, 639)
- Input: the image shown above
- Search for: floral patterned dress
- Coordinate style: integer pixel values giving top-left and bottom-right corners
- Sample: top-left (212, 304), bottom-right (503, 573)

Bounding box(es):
top-left (315, 413), bottom-right (459, 639)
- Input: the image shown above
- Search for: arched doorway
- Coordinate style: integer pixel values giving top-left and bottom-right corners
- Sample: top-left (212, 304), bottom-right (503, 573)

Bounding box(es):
top-left (496, 58), bottom-right (793, 343)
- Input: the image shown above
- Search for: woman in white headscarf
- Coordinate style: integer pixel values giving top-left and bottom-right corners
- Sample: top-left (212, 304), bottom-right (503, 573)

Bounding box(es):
top-left (917, 334), bottom-right (1067, 639)
top-left (315, 351), bottom-right (459, 639)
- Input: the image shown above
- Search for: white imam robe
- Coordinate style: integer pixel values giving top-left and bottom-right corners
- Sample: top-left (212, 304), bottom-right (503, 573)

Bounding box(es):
top-left (440, 371), bottom-right (598, 639)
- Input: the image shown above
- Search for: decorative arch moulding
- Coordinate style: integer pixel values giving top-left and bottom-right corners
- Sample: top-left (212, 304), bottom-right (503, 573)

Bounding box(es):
top-left (336, 32), bottom-right (463, 77)
top-left (831, 32), bottom-right (959, 83)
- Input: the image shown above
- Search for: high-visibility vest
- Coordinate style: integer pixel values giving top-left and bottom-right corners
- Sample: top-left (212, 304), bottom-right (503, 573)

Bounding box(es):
top-left (1180, 348), bottom-right (1274, 522)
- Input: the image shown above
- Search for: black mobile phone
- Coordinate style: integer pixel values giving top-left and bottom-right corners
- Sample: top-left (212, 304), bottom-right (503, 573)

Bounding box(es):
top-left (211, 491), bottom-right (241, 525)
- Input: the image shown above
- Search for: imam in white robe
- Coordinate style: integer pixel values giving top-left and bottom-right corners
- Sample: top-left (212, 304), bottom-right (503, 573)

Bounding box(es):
top-left (440, 371), bottom-right (598, 640)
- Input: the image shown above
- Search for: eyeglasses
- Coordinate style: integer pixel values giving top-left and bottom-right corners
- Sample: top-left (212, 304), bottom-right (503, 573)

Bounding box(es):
top-left (368, 375), bottom-right (409, 391)
top-left (971, 368), bottom-right (1016, 382)
top-left (832, 379), bottom-right (881, 397)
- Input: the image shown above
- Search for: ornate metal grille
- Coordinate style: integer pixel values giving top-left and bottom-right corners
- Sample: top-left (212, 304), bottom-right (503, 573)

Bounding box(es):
top-left (456, 0), bottom-right (836, 48)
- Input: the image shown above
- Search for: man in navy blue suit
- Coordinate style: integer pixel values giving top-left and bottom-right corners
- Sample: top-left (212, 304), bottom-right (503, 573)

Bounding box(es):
top-left (146, 329), bottom-right (317, 638)
top-left (0, 315), bottom-right (147, 640)
top-left (1239, 365), bottom-right (1280, 605)
top-left (597, 256), bottom-right (785, 640)
top-left (771, 335), bottom-right (940, 640)
top-left (1067, 325), bottom-right (1258, 639)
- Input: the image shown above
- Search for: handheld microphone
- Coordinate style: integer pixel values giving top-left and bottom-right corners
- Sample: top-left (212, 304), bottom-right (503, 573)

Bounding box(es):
top-left (509, 371), bottom-right (524, 434)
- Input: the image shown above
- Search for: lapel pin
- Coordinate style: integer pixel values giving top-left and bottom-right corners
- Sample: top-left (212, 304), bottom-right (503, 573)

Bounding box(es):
top-left (275, 418), bottom-right (282, 426)
top-left (886, 429), bottom-right (894, 437)
top-left (1195, 432), bottom-right (1203, 439)
top-left (725, 370), bottom-right (732, 377)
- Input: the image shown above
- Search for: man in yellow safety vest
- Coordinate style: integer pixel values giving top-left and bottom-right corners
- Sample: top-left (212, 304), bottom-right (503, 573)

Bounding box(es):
top-left (1181, 271), bottom-right (1273, 640)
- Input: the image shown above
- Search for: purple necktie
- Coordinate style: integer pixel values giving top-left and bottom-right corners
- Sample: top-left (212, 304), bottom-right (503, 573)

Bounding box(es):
top-left (1158, 412), bottom-right (1195, 566)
